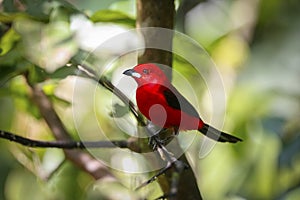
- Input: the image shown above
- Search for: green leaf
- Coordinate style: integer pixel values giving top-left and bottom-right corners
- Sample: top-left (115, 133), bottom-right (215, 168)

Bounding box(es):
top-left (0, 65), bottom-right (22, 86)
top-left (90, 10), bottom-right (135, 27)
top-left (50, 94), bottom-right (71, 107)
top-left (27, 65), bottom-right (48, 84)
top-left (0, 28), bottom-right (20, 56)
top-left (110, 103), bottom-right (129, 118)
top-left (41, 80), bottom-right (71, 107)
top-left (9, 77), bottom-right (41, 119)
top-left (0, 49), bottom-right (30, 86)
top-left (0, 12), bottom-right (33, 23)
top-left (48, 65), bottom-right (78, 79)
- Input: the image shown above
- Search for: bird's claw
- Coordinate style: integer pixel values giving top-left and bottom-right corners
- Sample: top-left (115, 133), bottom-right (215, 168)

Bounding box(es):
top-left (148, 134), bottom-right (176, 150)
top-left (149, 134), bottom-right (165, 150)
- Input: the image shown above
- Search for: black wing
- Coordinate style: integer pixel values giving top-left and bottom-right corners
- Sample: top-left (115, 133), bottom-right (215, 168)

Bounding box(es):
top-left (162, 85), bottom-right (200, 119)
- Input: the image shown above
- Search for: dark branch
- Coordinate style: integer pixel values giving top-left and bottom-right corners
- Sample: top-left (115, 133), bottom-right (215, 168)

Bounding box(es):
top-left (0, 130), bottom-right (129, 149)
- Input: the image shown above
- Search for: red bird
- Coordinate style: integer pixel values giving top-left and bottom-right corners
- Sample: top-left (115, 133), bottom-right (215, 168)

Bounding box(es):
top-left (123, 63), bottom-right (242, 143)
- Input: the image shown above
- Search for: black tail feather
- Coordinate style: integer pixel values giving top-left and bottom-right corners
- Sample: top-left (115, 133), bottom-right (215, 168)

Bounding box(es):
top-left (198, 124), bottom-right (242, 143)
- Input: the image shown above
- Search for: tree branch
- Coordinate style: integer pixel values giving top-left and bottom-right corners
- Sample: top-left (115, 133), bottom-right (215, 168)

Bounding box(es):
top-left (0, 130), bottom-right (130, 149)
top-left (27, 80), bottom-right (119, 181)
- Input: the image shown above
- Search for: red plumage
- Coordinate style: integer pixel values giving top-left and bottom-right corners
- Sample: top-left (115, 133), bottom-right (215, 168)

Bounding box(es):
top-left (123, 63), bottom-right (242, 143)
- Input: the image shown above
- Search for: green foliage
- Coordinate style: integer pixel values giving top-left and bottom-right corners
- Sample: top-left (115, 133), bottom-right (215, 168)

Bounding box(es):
top-left (14, 18), bottom-right (77, 73)
top-left (0, 28), bottom-right (20, 56)
top-left (0, 11), bottom-right (35, 23)
top-left (0, 0), bottom-right (300, 200)
top-left (90, 10), bottom-right (135, 27)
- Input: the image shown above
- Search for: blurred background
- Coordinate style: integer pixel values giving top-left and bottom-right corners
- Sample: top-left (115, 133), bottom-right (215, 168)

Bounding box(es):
top-left (0, 0), bottom-right (300, 199)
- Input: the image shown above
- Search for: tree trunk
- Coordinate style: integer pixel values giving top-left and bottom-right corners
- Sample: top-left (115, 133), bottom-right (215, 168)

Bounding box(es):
top-left (136, 1), bottom-right (202, 199)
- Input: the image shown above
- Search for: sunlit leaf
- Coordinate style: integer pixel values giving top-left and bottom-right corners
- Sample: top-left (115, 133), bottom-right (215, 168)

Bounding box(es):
top-left (0, 28), bottom-right (20, 56)
top-left (14, 18), bottom-right (78, 73)
top-left (110, 0), bottom-right (136, 18)
top-left (27, 65), bottom-right (48, 84)
top-left (10, 77), bottom-right (41, 119)
top-left (90, 10), bottom-right (135, 27)
top-left (211, 35), bottom-right (249, 69)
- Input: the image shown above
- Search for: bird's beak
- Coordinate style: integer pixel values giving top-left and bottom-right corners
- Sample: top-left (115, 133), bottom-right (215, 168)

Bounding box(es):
top-left (123, 69), bottom-right (141, 78)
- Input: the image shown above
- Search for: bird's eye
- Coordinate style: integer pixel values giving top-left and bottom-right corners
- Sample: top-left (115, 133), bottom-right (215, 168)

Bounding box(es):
top-left (143, 69), bottom-right (150, 74)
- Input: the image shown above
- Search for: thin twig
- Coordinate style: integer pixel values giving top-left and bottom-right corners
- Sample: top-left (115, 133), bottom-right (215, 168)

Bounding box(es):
top-left (75, 63), bottom-right (146, 126)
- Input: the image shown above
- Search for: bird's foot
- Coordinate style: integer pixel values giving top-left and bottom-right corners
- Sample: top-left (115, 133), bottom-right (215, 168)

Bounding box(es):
top-left (148, 133), bottom-right (176, 150)
top-left (146, 122), bottom-right (177, 150)
top-left (148, 134), bottom-right (166, 150)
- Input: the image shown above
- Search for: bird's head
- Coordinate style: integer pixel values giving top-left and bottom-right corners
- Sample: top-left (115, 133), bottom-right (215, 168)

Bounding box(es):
top-left (123, 63), bottom-right (170, 86)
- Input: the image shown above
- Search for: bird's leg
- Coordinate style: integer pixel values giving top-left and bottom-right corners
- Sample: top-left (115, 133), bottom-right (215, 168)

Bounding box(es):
top-left (148, 128), bottom-right (169, 149)
top-left (147, 125), bottom-right (179, 150)
top-left (146, 122), bottom-right (168, 149)
top-left (154, 127), bottom-right (179, 147)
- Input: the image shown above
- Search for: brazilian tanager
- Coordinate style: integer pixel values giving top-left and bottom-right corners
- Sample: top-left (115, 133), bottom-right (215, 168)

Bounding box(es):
top-left (123, 63), bottom-right (242, 143)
